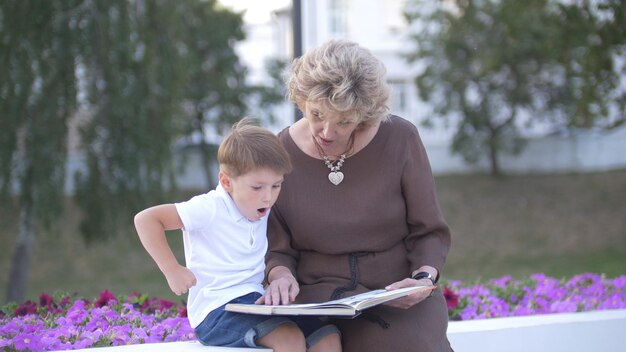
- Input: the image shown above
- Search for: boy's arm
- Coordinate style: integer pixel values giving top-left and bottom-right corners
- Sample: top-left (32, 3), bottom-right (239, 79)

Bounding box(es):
top-left (134, 204), bottom-right (196, 296)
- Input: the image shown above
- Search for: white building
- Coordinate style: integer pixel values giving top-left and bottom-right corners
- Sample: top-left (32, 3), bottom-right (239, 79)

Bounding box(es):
top-left (219, 0), bottom-right (626, 176)
top-left (231, 0), bottom-right (456, 148)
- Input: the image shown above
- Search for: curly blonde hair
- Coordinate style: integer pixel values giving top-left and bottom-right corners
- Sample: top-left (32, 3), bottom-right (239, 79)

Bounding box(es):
top-left (286, 39), bottom-right (391, 127)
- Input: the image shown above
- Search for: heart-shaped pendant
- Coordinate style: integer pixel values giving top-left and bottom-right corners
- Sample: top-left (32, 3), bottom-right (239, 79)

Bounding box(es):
top-left (328, 171), bottom-right (344, 185)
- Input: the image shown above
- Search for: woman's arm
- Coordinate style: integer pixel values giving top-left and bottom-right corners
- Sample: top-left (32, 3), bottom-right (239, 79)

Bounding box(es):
top-left (402, 123), bottom-right (451, 280)
top-left (384, 122), bottom-right (451, 308)
top-left (261, 203), bottom-right (302, 305)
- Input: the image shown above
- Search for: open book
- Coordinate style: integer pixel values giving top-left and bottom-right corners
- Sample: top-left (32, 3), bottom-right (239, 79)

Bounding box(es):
top-left (225, 285), bottom-right (435, 317)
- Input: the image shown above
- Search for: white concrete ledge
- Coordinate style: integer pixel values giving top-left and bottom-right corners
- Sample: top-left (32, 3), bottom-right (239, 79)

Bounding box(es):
top-left (73, 342), bottom-right (271, 351)
top-left (447, 309), bottom-right (626, 352)
top-left (70, 309), bottom-right (626, 352)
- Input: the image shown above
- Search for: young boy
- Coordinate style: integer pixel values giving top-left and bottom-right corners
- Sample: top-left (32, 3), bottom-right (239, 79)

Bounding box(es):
top-left (135, 118), bottom-right (341, 352)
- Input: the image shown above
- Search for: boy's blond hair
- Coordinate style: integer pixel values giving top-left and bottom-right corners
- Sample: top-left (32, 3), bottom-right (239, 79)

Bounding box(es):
top-left (218, 117), bottom-right (292, 177)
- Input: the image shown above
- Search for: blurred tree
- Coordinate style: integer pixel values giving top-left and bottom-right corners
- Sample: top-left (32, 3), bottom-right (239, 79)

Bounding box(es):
top-left (169, 4), bottom-right (285, 189)
top-left (75, 0), bottom-right (189, 242)
top-left (1, 0), bottom-right (279, 303)
top-left (405, 0), bottom-right (625, 176)
top-left (175, 1), bottom-right (247, 189)
top-left (249, 57), bottom-right (290, 122)
top-left (552, 0), bottom-right (626, 130)
top-left (0, 0), bottom-right (83, 302)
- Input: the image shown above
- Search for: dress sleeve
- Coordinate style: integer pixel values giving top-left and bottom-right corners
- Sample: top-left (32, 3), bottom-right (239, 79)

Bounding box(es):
top-left (401, 123), bottom-right (451, 277)
top-left (265, 202), bottom-right (300, 279)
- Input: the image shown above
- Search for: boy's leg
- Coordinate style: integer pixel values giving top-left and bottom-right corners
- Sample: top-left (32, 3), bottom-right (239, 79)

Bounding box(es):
top-left (256, 322), bottom-right (306, 352)
top-left (195, 292), bottom-right (303, 348)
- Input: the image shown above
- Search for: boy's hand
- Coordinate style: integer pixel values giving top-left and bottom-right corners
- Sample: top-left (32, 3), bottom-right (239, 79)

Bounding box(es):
top-left (164, 265), bottom-right (197, 296)
top-left (256, 274), bottom-right (299, 306)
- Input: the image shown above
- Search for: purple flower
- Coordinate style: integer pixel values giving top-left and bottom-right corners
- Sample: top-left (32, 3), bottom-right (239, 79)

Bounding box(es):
top-left (0, 337), bottom-right (11, 348)
top-left (59, 296), bottom-right (71, 308)
top-left (598, 293), bottom-right (625, 310)
top-left (1, 276), bottom-right (624, 350)
top-left (490, 275), bottom-right (512, 288)
top-left (511, 305), bottom-right (533, 316)
top-left (550, 300), bottom-right (578, 313)
top-left (130, 327), bottom-right (149, 344)
top-left (611, 276), bottom-right (626, 290)
top-left (12, 332), bottom-right (42, 351)
top-left (109, 325), bottom-right (132, 345)
top-left (460, 305), bottom-right (478, 320)
top-left (66, 300), bottom-right (88, 324)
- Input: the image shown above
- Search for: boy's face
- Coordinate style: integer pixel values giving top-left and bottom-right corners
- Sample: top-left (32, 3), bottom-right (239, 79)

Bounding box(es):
top-left (220, 168), bottom-right (284, 221)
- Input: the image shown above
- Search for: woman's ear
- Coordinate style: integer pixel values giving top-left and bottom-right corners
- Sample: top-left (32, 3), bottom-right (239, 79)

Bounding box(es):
top-left (296, 99), bottom-right (306, 113)
top-left (219, 171), bottom-right (233, 192)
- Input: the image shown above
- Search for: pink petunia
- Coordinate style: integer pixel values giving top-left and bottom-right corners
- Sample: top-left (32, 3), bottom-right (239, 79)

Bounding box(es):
top-left (14, 301), bottom-right (37, 317)
top-left (178, 306), bottom-right (188, 318)
top-left (39, 293), bottom-right (54, 308)
top-left (443, 287), bottom-right (460, 310)
top-left (95, 290), bottom-right (117, 308)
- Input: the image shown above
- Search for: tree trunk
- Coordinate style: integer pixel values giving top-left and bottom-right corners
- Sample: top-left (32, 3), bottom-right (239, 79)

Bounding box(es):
top-left (199, 140), bottom-right (217, 189)
top-left (5, 194), bottom-right (36, 304)
top-left (488, 137), bottom-right (501, 177)
top-left (195, 111), bottom-right (217, 189)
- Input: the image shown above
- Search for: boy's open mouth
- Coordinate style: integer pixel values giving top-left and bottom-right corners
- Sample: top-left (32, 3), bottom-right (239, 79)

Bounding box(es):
top-left (257, 208), bottom-right (268, 217)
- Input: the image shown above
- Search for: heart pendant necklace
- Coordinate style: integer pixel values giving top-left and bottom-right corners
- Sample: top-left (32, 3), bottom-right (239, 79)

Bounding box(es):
top-left (324, 156), bottom-right (345, 185)
top-left (312, 131), bottom-right (355, 186)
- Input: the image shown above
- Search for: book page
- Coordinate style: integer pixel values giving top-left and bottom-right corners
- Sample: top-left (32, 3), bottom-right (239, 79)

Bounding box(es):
top-left (225, 285), bottom-right (434, 316)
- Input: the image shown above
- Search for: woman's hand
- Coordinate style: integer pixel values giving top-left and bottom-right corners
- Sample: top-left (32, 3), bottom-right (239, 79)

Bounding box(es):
top-left (256, 266), bottom-right (300, 305)
top-left (383, 277), bottom-right (435, 309)
top-left (383, 266), bottom-right (438, 309)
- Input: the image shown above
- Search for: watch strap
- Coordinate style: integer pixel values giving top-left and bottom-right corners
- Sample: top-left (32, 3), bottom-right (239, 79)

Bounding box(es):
top-left (412, 271), bottom-right (436, 285)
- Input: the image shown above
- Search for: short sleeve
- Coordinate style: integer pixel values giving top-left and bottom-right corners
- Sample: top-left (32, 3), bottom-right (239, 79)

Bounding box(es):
top-left (175, 193), bottom-right (218, 232)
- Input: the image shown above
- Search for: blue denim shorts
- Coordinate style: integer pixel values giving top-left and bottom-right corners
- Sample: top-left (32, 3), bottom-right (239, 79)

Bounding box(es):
top-left (194, 292), bottom-right (339, 348)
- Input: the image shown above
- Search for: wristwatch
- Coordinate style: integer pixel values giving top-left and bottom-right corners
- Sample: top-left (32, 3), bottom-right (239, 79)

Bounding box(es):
top-left (412, 271), bottom-right (436, 285)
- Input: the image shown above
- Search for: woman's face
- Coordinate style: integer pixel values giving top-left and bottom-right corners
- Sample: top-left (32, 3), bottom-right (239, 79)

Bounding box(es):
top-left (304, 100), bottom-right (359, 156)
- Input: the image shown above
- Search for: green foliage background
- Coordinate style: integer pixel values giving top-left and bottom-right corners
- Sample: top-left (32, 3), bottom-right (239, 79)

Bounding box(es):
top-left (405, 0), bottom-right (626, 175)
top-left (0, 0), bottom-right (281, 302)
top-left (1, 0), bottom-right (625, 304)
top-left (1, 170), bottom-right (625, 303)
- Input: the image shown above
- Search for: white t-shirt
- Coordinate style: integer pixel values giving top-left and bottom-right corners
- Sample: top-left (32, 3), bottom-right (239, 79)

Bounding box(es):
top-left (175, 184), bottom-right (267, 328)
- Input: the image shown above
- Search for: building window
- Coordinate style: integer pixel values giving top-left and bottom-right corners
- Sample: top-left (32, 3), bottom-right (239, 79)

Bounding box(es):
top-left (388, 79), bottom-right (409, 114)
top-left (328, 0), bottom-right (347, 36)
top-left (385, 0), bottom-right (408, 33)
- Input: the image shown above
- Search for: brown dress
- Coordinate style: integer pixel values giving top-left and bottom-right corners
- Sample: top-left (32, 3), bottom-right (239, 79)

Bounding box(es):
top-left (267, 116), bottom-right (453, 352)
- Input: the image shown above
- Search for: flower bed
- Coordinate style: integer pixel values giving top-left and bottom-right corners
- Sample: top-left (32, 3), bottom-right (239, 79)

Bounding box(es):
top-left (443, 273), bottom-right (626, 320)
top-left (1, 273), bottom-right (625, 351)
top-left (0, 291), bottom-right (194, 351)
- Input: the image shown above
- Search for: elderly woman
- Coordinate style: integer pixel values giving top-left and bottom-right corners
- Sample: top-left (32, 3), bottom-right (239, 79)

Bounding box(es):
top-left (260, 39), bottom-right (453, 352)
